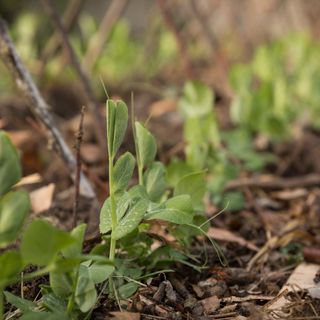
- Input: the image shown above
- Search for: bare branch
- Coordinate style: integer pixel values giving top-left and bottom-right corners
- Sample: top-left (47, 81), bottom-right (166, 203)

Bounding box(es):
top-left (41, 0), bottom-right (106, 151)
top-left (0, 17), bottom-right (96, 199)
top-left (40, 0), bottom-right (85, 71)
top-left (83, 0), bottom-right (129, 74)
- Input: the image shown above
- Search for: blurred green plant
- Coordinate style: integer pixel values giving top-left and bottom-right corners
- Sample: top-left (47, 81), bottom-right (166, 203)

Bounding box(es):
top-left (99, 98), bottom-right (211, 297)
top-left (167, 81), bottom-right (274, 210)
top-left (230, 33), bottom-right (320, 139)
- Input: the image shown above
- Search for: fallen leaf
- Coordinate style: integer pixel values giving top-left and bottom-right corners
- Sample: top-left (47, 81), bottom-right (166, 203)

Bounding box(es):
top-left (201, 295), bottom-right (220, 314)
top-left (109, 312), bottom-right (140, 320)
top-left (149, 98), bottom-right (177, 117)
top-left (208, 227), bottom-right (259, 251)
top-left (30, 184), bottom-right (55, 214)
top-left (266, 263), bottom-right (320, 314)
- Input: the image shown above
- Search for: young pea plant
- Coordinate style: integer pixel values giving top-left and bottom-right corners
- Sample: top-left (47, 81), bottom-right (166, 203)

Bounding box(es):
top-left (100, 99), bottom-right (207, 295)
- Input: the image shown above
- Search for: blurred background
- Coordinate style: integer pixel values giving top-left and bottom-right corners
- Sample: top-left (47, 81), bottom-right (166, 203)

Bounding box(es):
top-left (2, 0), bottom-right (320, 202)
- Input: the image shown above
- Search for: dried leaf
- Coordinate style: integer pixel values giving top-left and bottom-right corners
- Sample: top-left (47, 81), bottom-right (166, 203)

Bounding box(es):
top-left (30, 184), bottom-right (55, 214)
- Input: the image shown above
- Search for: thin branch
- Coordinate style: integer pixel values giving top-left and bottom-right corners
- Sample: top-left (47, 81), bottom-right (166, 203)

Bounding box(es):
top-left (157, 0), bottom-right (194, 78)
top-left (73, 106), bottom-right (85, 229)
top-left (40, 0), bottom-right (85, 72)
top-left (41, 0), bottom-right (106, 151)
top-left (82, 0), bottom-right (129, 74)
top-left (0, 17), bottom-right (96, 199)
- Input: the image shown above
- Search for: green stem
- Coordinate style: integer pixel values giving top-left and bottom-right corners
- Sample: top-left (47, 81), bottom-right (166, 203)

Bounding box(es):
top-left (108, 156), bottom-right (117, 294)
top-left (138, 165), bottom-right (144, 186)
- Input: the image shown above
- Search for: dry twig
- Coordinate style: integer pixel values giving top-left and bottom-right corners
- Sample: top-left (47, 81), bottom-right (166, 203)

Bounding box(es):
top-left (73, 106), bottom-right (85, 228)
top-left (40, 0), bottom-right (85, 72)
top-left (0, 17), bottom-right (95, 199)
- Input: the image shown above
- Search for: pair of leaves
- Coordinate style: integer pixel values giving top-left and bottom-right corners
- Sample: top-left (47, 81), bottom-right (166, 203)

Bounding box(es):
top-left (135, 121), bottom-right (157, 169)
top-left (100, 192), bottom-right (148, 240)
top-left (179, 81), bottom-right (214, 118)
top-left (107, 100), bottom-right (128, 159)
top-left (113, 152), bottom-right (135, 195)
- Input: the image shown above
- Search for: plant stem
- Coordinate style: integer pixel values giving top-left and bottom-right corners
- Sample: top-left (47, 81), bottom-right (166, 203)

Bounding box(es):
top-left (108, 155), bottom-right (117, 293)
top-left (138, 166), bottom-right (144, 186)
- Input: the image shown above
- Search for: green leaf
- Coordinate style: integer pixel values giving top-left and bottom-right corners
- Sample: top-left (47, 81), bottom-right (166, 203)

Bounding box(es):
top-left (62, 223), bottom-right (86, 258)
top-left (87, 261), bottom-right (114, 284)
top-left (50, 271), bottom-right (73, 298)
top-left (143, 162), bottom-right (166, 202)
top-left (0, 131), bottom-right (22, 196)
top-left (42, 293), bottom-right (67, 313)
top-left (118, 282), bottom-right (139, 299)
top-left (113, 152), bottom-right (135, 195)
top-left (75, 264), bottom-right (97, 313)
top-left (107, 100), bottom-right (128, 158)
top-left (166, 159), bottom-right (193, 187)
top-left (107, 99), bottom-right (116, 158)
top-left (145, 195), bottom-right (194, 224)
top-left (20, 311), bottom-right (69, 320)
top-left (21, 220), bottom-right (75, 266)
top-left (178, 81), bottom-right (213, 118)
top-left (0, 190), bottom-right (30, 247)
top-left (99, 192), bottom-right (130, 234)
top-left (4, 291), bottom-right (36, 312)
top-left (174, 171), bottom-right (206, 209)
top-left (128, 185), bottom-right (149, 201)
top-left (112, 198), bottom-right (148, 240)
top-left (0, 251), bottom-right (23, 285)
top-left (135, 122), bottom-right (157, 169)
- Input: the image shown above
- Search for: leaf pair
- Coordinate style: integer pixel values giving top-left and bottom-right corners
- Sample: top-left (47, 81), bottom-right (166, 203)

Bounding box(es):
top-left (100, 192), bottom-right (148, 240)
top-left (107, 100), bottom-right (128, 159)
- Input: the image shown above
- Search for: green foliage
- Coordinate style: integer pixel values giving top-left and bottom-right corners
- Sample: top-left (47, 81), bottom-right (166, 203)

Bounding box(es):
top-left (135, 122), bottom-right (157, 170)
top-left (170, 81), bottom-right (274, 211)
top-left (0, 191), bottom-right (30, 247)
top-left (0, 131), bottom-right (22, 196)
top-left (100, 98), bottom-right (208, 298)
top-left (230, 33), bottom-right (320, 138)
top-left (21, 220), bottom-right (75, 266)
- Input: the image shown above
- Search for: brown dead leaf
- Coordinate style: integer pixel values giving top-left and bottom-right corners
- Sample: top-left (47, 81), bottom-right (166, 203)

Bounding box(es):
top-left (30, 184), bottom-right (55, 214)
top-left (208, 227), bottom-right (259, 251)
top-left (109, 312), bottom-right (140, 320)
top-left (266, 263), bottom-right (320, 314)
top-left (201, 295), bottom-right (220, 314)
top-left (149, 98), bottom-right (177, 117)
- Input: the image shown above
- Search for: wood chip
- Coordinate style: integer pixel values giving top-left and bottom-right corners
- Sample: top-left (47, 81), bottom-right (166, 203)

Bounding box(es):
top-left (201, 295), bottom-right (220, 314)
top-left (30, 183), bottom-right (55, 214)
top-left (109, 312), bottom-right (140, 320)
